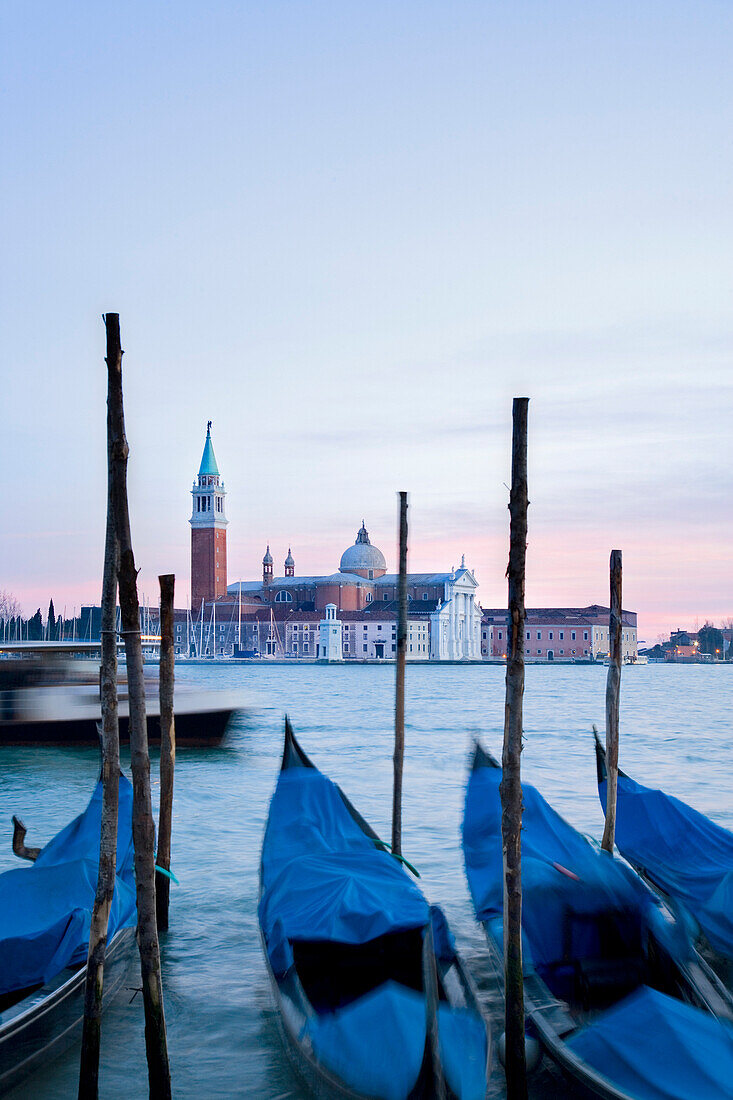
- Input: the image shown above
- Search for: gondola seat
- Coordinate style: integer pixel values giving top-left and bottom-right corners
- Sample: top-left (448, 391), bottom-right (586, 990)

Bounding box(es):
top-left (567, 985), bottom-right (733, 1100)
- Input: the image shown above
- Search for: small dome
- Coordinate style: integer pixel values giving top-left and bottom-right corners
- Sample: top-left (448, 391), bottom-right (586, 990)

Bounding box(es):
top-left (263, 545), bottom-right (273, 565)
top-left (339, 522), bottom-right (386, 577)
top-left (284, 548), bottom-right (294, 567)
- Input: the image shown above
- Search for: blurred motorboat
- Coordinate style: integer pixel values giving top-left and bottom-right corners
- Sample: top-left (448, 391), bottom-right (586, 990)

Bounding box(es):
top-left (0, 644), bottom-right (240, 747)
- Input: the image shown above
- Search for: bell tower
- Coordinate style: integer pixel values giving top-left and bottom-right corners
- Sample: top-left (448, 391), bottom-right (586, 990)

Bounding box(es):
top-left (262, 545), bottom-right (273, 587)
top-left (284, 548), bottom-right (295, 577)
top-left (190, 422), bottom-right (228, 609)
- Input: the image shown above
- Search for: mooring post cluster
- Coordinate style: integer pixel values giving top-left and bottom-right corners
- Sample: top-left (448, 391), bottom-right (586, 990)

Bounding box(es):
top-left (78, 315), bottom-right (123, 1100)
top-left (78, 314), bottom-right (172, 1100)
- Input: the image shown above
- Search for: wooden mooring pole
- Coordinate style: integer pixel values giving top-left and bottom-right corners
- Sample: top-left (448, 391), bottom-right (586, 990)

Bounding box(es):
top-left (106, 314), bottom-right (172, 1098)
top-left (78, 314), bottom-right (122, 1100)
top-left (392, 492), bottom-right (408, 858)
top-left (601, 550), bottom-right (623, 854)
top-left (500, 398), bottom-right (529, 1100)
top-left (156, 574), bottom-right (176, 932)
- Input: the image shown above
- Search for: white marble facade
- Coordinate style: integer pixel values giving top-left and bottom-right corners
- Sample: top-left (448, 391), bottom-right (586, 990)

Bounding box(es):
top-left (429, 565), bottom-right (482, 661)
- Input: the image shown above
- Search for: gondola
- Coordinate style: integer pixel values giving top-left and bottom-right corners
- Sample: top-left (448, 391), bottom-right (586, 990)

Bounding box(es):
top-left (0, 775), bottom-right (137, 1093)
top-left (595, 733), bottom-right (733, 977)
top-left (259, 718), bottom-right (491, 1100)
top-left (462, 741), bottom-right (733, 1100)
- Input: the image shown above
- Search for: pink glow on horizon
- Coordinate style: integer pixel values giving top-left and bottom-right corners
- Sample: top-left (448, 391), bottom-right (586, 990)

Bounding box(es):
top-left (11, 522), bottom-right (729, 645)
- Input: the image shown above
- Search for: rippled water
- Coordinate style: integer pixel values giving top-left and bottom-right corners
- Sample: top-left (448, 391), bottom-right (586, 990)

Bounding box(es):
top-left (1, 663), bottom-right (731, 1098)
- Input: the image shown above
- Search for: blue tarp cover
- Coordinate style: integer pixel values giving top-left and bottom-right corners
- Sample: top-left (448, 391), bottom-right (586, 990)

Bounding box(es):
top-left (600, 773), bottom-right (733, 957)
top-left (0, 777), bottom-right (136, 997)
top-left (567, 985), bottom-right (733, 1100)
top-left (463, 758), bottom-right (650, 967)
top-left (304, 981), bottom-right (488, 1100)
top-left (259, 768), bottom-right (428, 949)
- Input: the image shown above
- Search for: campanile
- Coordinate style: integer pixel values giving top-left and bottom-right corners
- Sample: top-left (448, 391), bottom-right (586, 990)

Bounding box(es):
top-left (190, 422), bottom-right (228, 609)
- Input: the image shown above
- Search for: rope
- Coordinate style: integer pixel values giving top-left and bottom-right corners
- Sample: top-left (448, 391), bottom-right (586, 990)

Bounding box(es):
top-left (373, 839), bottom-right (420, 879)
top-left (154, 866), bottom-right (179, 884)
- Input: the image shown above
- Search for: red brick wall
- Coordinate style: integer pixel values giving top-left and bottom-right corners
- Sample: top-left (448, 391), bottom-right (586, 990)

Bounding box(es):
top-left (315, 584), bottom-right (375, 611)
top-left (214, 528), bottom-right (227, 597)
top-left (191, 527), bottom-right (227, 607)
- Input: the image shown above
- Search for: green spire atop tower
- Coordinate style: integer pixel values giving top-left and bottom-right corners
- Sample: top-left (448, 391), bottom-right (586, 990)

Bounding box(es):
top-left (198, 420), bottom-right (220, 477)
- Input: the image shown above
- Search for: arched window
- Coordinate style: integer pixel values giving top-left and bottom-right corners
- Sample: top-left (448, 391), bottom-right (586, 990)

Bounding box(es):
top-left (274, 591), bottom-right (293, 603)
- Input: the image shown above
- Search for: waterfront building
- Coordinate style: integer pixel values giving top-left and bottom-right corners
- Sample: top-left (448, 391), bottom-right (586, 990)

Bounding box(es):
top-left (186, 423), bottom-right (638, 664)
top-left (482, 605), bottom-right (638, 661)
top-left (224, 536), bottom-right (482, 660)
top-left (173, 602), bottom-right (440, 660)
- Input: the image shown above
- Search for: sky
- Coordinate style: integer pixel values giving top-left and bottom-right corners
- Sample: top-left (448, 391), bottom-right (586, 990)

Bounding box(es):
top-left (2, 1), bottom-right (732, 642)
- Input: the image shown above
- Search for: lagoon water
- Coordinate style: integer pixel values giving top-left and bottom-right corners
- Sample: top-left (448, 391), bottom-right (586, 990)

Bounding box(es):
top-left (1, 662), bottom-right (731, 1098)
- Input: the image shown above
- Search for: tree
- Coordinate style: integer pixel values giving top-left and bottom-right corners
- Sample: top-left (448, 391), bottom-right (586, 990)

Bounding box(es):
top-left (28, 609), bottom-right (43, 640)
top-left (48, 599), bottom-right (56, 639)
top-left (697, 622), bottom-right (724, 658)
top-left (0, 590), bottom-right (21, 622)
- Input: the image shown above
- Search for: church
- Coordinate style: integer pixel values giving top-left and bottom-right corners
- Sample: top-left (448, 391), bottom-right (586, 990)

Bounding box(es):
top-left (186, 424), bottom-right (483, 661)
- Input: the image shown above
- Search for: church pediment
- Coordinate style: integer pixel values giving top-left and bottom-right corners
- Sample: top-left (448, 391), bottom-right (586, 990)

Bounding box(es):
top-left (450, 568), bottom-right (478, 590)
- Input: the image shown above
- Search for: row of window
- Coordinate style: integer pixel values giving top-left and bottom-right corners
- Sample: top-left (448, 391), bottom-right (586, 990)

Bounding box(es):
top-left (525, 648), bottom-right (587, 656)
top-left (342, 642), bottom-right (430, 655)
top-left (494, 629), bottom-right (589, 642)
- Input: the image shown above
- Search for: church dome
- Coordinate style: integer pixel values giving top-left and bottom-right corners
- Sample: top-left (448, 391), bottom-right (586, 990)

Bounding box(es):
top-left (284, 548), bottom-right (294, 567)
top-left (339, 522), bottom-right (386, 578)
top-left (263, 545), bottom-right (273, 565)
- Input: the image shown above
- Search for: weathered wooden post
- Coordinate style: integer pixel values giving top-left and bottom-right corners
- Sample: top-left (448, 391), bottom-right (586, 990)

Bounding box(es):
top-left (78, 313), bottom-right (123, 1100)
top-left (392, 491), bottom-right (408, 858)
top-left (422, 920), bottom-right (446, 1100)
top-left (106, 314), bottom-right (172, 1098)
top-left (601, 550), bottom-right (622, 854)
top-left (500, 397), bottom-right (529, 1100)
top-left (156, 573), bottom-right (176, 932)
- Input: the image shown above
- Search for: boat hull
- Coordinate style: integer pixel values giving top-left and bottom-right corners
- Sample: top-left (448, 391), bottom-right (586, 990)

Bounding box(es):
top-left (0, 707), bottom-right (234, 747)
top-left (261, 932), bottom-right (377, 1100)
top-left (0, 926), bottom-right (136, 1094)
top-left (479, 921), bottom-right (637, 1100)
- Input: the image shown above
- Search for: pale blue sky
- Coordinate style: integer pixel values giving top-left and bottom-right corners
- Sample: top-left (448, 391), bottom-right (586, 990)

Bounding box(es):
top-left (2, 2), bottom-right (732, 638)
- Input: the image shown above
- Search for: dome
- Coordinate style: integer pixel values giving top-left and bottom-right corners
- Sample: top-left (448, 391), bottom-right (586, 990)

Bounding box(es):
top-left (263, 545), bottom-right (273, 565)
top-left (284, 548), bottom-right (294, 567)
top-left (339, 522), bottom-right (386, 578)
